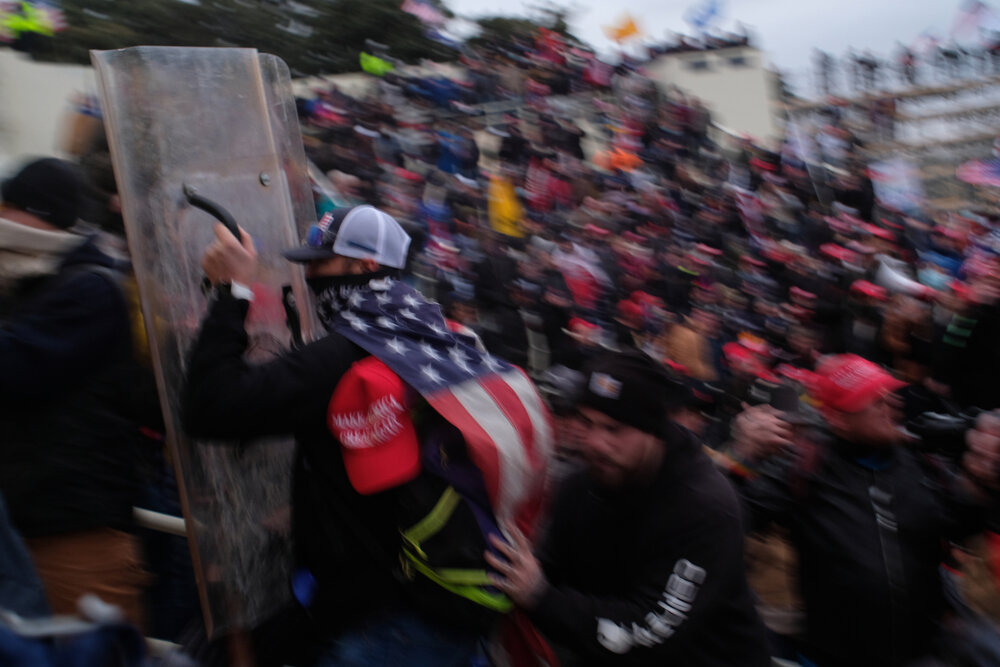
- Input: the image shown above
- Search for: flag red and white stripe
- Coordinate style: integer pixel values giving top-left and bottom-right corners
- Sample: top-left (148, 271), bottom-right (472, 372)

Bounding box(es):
top-left (427, 367), bottom-right (552, 534)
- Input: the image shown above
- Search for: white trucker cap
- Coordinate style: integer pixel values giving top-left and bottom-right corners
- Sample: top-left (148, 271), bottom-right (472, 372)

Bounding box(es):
top-left (284, 205), bottom-right (411, 269)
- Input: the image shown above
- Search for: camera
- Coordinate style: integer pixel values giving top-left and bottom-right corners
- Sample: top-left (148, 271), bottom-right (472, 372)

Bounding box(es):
top-left (904, 410), bottom-right (979, 457)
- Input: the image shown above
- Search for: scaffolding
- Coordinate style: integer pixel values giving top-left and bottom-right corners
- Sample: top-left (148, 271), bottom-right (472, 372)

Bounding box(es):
top-left (784, 75), bottom-right (1000, 211)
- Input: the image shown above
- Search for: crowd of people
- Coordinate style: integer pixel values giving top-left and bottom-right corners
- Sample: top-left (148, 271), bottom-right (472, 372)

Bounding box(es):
top-left (0, 25), bottom-right (999, 667)
top-left (291, 32), bottom-right (1000, 665)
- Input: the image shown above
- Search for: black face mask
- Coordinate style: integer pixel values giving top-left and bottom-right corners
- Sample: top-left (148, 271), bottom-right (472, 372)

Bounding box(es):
top-left (306, 268), bottom-right (396, 295)
top-left (306, 274), bottom-right (347, 295)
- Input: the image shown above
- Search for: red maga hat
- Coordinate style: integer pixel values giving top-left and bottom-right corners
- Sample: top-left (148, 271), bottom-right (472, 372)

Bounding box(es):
top-left (820, 243), bottom-right (857, 263)
top-left (850, 280), bottom-right (888, 301)
top-left (327, 357), bottom-right (421, 495)
top-left (789, 286), bottom-right (817, 301)
top-left (864, 224), bottom-right (895, 242)
top-left (814, 354), bottom-right (906, 413)
top-left (695, 243), bottom-right (723, 257)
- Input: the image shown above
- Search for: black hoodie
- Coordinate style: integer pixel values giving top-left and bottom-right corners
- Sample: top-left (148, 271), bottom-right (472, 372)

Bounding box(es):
top-left (0, 236), bottom-right (144, 537)
top-left (530, 425), bottom-right (770, 666)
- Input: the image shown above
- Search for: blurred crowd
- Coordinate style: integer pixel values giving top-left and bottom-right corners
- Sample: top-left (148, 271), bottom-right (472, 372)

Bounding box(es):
top-left (288, 30), bottom-right (1000, 663)
top-left (1, 24), bottom-right (1000, 667)
top-left (297, 41), bottom-right (1000, 431)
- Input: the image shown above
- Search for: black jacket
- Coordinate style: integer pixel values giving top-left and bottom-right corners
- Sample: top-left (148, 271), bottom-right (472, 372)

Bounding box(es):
top-left (0, 237), bottom-right (143, 537)
top-left (935, 302), bottom-right (1000, 410)
top-left (740, 435), bottom-right (988, 667)
top-left (183, 294), bottom-right (413, 632)
top-left (530, 425), bottom-right (770, 666)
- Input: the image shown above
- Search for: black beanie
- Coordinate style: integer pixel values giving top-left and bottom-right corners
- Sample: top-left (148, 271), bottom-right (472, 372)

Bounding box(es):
top-left (578, 349), bottom-right (682, 436)
top-left (1, 158), bottom-right (84, 230)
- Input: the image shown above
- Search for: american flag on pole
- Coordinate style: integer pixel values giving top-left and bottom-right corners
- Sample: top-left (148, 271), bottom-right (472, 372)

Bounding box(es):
top-left (322, 276), bottom-right (552, 533)
top-left (951, 0), bottom-right (996, 42)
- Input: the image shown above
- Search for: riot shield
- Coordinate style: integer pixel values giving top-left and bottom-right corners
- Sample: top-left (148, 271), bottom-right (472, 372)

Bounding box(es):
top-left (92, 46), bottom-right (317, 636)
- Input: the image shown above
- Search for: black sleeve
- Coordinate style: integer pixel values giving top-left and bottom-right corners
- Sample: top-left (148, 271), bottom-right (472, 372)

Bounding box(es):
top-left (182, 293), bottom-right (360, 439)
top-left (0, 272), bottom-right (127, 402)
top-left (735, 451), bottom-right (801, 535)
top-left (530, 523), bottom-right (744, 661)
top-left (529, 491), bottom-right (747, 661)
top-left (918, 453), bottom-right (991, 542)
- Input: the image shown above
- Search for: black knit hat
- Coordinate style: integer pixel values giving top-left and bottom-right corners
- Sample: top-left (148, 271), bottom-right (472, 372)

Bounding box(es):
top-left (1, 158), bottom-right (84, 230)
top-left (579, 349), bottom-right (683, 435)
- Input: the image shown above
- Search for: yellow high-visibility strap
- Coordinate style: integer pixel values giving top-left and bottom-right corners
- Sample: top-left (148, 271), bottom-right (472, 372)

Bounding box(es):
top-left (401, 547), bottom-right (512, 612)
top-left (401, 486), bottom-right (461, 554)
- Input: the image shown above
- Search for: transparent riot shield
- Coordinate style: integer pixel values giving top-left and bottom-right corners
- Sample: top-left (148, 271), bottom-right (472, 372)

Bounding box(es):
top-left (92, 47), bottom-right (318, 636)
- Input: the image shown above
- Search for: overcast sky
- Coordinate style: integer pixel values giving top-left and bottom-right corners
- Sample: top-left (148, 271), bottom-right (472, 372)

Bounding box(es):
top-left (447, 0), bottom-right (972, 82)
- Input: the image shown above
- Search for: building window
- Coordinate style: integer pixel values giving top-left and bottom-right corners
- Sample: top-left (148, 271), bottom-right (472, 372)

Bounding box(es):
top-left (687, 59), bottom-right (710, 71)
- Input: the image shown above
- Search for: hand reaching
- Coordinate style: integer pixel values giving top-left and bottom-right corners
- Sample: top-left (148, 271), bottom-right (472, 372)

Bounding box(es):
top-left (731, 404), bottom-right (794, 463)
top-left (485, 521), bottom-right (548, 610)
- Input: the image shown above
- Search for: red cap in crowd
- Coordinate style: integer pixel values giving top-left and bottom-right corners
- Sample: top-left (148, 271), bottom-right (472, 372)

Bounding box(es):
top-left (397, 168), bottom-right (423, 182)
top-left (569, 317), bottom-right (600, 334)
top-left (814, 354), bottom-right (906, 413)
top-left (950, 279), bottom-right (972, 301)
top-left (617, 298), bottom-right (644, 324)
top-left (663, 358), bottom-right (690, 375)
top-left (789, 286), bottom-right (817, 301)
top-left (695, 243), bottom-right (723, 257)
top-left (749, 157), bottom-right (778, 172)
top-left (864, 224), bottom-right (895, 242)
top-left (820, 243), bottom-right (857, 263)
top-left (850, 280), bottom-right (888, 301)
top-left (723, 342), bottom-right (769, 377)
top-left (631, 291), bottom-right (663, 309)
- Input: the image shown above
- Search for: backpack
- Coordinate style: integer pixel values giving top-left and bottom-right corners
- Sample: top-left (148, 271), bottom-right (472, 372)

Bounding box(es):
top-left (394, 411), bottom-right (512, 632)
top-left (326, 357), bottom-right (512, 633)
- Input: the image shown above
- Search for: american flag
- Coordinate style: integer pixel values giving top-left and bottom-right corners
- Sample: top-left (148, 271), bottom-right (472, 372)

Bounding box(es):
top-left (323, 277), bottom-right (552, 532)
top-left (951, 0), bottom-right (997, 42)
top-left (956, 158), bottom-right (1000, 189)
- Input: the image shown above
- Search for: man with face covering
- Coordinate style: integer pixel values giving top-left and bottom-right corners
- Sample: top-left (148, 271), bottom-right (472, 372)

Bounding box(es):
top-left (183, 205), bottom-right (545, 665)
top-left (0, 157), bottom-right (148, 625)
top-left (486, 349), bottom-right (770, 666)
